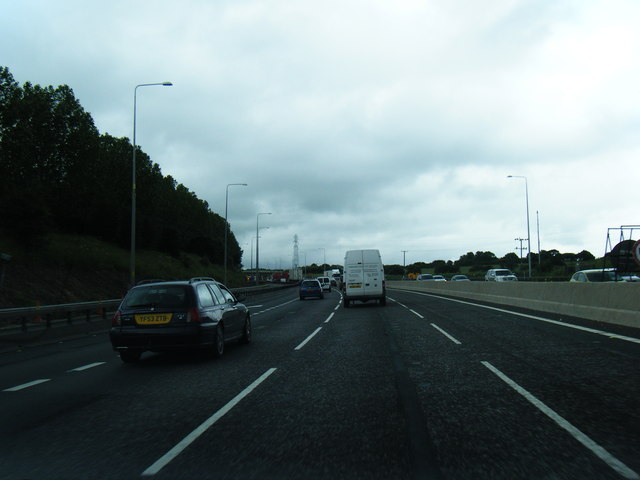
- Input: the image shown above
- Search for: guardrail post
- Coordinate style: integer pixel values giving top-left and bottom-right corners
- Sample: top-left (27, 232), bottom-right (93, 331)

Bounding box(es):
top-left (86, 309), bottom-right (91, 322)
top-left (67, 311), bottom-right (72, 325)
top-left (21, 316), bottom-right (27, 332)
top-left (46, 313), bottom-right (52, 328)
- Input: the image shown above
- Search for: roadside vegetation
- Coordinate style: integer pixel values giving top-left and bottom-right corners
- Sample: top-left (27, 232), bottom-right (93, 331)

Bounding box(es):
top-left (303, 248), bottom-right (601, 282)
top-left (0, 67), bottom-right (246, 308)
top-left (0, 233), bottom-right (247, 308)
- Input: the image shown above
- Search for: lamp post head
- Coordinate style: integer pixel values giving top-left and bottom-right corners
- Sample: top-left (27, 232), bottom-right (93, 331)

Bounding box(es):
top-left (162, 82), bottom-right (173, 86)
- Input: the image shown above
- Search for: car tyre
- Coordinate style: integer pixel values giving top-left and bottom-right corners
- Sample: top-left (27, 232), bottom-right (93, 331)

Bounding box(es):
top-left (120, 349), bottom-right (141, 363)
top-left (212, 324), bottom-right (224, 358)
top-left (240, 316), bottom-right (252, 344)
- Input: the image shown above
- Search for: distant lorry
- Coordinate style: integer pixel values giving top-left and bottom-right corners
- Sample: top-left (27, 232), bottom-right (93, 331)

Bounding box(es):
top-left (271, 271), bottom-right (289, 283)
top-left (342, 249), bottom-right (386, 307)
top-left (324, 268), bottom-right (342, 287)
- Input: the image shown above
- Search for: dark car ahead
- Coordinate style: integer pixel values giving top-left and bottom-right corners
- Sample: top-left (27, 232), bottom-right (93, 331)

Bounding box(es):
top-left (110, 277), bottom-right (251, 363)
top-left (299, 279), bottom-right (324, 300)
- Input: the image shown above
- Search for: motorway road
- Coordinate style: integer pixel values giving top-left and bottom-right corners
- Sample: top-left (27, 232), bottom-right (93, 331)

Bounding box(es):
top-left (0, 286), bottom-right (639, 479)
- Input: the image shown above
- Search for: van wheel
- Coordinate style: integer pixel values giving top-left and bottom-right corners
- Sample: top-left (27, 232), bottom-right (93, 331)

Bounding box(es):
top-left (120, 350), bottom-right (141, 363)
top-left (212, 324), bottom-right (224, 358)
top-left (380, 296), bottom-right (387, 306)
top-left (343, 298), bottom-right (350, 308)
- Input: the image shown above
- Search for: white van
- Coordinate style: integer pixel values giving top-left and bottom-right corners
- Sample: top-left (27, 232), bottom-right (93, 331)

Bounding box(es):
top-left (316, 276), bottom-right (332, 292)
top-left (343, 249), bottom-right (386, 307)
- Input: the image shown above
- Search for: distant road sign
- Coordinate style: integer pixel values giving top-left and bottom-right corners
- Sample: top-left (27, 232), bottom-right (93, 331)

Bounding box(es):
top-left (633, 239), bottom-right (640, 266)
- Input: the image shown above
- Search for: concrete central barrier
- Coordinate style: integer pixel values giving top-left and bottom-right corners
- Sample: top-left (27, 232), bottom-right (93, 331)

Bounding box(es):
top-left (388, 281), bottom-right (640, 329)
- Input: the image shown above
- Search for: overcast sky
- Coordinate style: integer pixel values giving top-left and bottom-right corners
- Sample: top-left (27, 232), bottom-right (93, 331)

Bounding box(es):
top-left (2, 0), bottom-right (639, 268)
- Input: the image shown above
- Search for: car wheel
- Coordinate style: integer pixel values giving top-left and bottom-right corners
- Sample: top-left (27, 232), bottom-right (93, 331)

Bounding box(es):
top-left (300, 296), bottom-right (304, 300)
top-left (212, 324), bottom-right (224, 358)
top-left (120, 349), bottom-right (141, 363)
top-left (320, 294), bottom-right (324, 299)
top-left (240, 316), bottom-right (252, 344)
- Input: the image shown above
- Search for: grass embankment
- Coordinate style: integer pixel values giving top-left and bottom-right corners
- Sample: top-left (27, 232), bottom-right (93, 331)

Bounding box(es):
top-left (0, 233), bottom-right (247, 308)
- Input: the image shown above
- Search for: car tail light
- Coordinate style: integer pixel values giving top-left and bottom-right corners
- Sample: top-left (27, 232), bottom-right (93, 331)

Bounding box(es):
top-left (112, 310), bottom-right (121, 326)
top-left (186, 308), bottom-right (202, 323)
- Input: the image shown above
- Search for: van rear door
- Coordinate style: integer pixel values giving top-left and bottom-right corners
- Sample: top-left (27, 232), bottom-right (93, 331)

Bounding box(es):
top-left (345, 250), bottom-right (365, 297)
top-left (361, 250), bottom-right (383, 297)
top-left (345, 250), bottom-right (384, 298)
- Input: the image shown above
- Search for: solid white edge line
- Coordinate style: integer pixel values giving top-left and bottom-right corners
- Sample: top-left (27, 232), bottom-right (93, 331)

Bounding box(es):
top-left (325, 312), bottom-right (335, 323)
top-left (402, 290), bottom-right (640, 344)
top-left (3, 379), bottom-right (51, 392)
top-left (294, 327), bottom-right (323, 351)
top-left (409, 309), bottom-right (424, 319)
top-left (67, 362), bottom-right (107, 372)
top-left (481, 361), bottom-right (640, 480)
top-left (141, 368), bottom-right (277, 477)
top-left (430, 323), bottom-right (462, 345)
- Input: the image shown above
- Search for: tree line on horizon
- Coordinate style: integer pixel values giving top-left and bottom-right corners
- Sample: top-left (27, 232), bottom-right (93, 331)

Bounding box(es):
top-left (0, 66), bottom-right (242, 268)
top-left (300, 248), bottom-right (598, 280)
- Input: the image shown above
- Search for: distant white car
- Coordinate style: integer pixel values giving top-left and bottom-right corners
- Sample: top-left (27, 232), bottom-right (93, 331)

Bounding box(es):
top-left (450, 275), bottom-right (471, 281)
top-left (433, 275), bottom-right (447, 281)
top-left (416, 274), bottom-right (434, 281)
top-left (485, 269), bottom-right (518, 282)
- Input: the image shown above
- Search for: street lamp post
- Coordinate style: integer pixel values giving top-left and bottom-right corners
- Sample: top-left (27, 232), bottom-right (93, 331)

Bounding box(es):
top-left (508, 175), bottom-right (532, 279)
top-left (224, 183), bottom-right (248, 285)
top-left (130, 81), bottom-right (172, 286)
top-left (255, 212), bottom-right (271, 284)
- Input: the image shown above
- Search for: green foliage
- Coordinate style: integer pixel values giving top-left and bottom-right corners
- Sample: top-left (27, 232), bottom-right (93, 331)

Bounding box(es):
top-left (0, 67), bottom-right (242, 269)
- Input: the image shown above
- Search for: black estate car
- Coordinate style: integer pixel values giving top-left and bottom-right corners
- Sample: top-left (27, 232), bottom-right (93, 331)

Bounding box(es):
top-left (110, 277), bottom-right (251, 363)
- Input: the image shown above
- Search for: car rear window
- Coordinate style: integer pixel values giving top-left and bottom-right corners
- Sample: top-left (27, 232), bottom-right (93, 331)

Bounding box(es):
top-left (302, 280), bottom-right (319, 287)
top-left (122, 285), bottom-right (190, 309)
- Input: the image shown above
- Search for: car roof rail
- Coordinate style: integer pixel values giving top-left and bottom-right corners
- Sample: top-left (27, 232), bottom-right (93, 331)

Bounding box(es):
top-left (189, 277), bottom-right (216, 283)
top-left (136, 279), bottom-right (167, 285)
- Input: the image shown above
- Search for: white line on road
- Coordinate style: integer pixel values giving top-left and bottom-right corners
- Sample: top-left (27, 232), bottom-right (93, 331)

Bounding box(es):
top-left (402, 291), bottom-right (640, 345)
top-left (430, 323), bottom-right (462, 344)
top-left (67, 362), bottom-right (107, 372)
top-left (325, 312), bottom-right (335, 323)
top-left (482, 361), bottom-right (640, 480)
top-left (295, 327), bottom-right (323, 350)
top-left (389, 297), bottom-right (407, 308)
top-left (251, 299), bottom-right (298, 316)
top-left (141, 368), bottom-right (277, 477)
top-left (389, 296), bottom-right (424, 319)
top-left (3, 379), bottom-right (51, 392)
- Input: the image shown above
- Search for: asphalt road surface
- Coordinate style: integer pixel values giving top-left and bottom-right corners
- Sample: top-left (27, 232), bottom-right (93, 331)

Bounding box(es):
top-left (1, 286), bottom-right (639, 480)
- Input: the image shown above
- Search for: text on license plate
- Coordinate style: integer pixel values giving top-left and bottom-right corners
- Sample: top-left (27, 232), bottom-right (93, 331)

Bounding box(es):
top-left (135, 313), bottom-right (172, 325)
